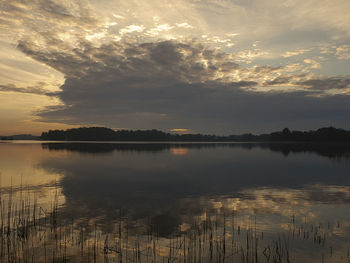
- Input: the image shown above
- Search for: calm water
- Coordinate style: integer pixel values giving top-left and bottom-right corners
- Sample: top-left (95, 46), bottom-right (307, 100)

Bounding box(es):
top-left (1, 141), bottom-right (350, 262)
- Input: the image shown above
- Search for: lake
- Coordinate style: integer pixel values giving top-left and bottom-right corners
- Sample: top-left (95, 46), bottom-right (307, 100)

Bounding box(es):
top-left (1, 141), bottom-right (350, 262)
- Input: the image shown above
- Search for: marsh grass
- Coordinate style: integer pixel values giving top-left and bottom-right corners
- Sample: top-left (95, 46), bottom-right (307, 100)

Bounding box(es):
top-left (0, 188), bottom-right (349, 263)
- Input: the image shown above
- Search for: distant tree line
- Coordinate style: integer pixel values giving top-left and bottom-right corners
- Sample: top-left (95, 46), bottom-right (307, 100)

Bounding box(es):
top-left (0, 134), bottom-right (39, 140)
top-left (39, 126), bottom-right (350, 142)
top-left (0, 136), bottom-right (13, 140)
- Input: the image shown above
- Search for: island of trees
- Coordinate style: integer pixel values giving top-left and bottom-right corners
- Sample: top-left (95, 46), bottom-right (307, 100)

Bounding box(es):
top-left (39, 126), bottom-right (350, 142)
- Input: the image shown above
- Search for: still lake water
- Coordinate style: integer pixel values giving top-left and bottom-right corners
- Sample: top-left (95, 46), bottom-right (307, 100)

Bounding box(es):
top-left (1, 141), bottom-right (350, 262)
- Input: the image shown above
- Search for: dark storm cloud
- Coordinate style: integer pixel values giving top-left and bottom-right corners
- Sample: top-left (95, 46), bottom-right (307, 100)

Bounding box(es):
top-left (17, 40), bottom-right (96, 78)
top-left (15, 38), bottom-right (350, 133)
top-left (298, 77), bottom-right (350, 91)
top-left (264, 76), bottom-right (295, 86)
top-left (264, 75), bottom-right (350, 94)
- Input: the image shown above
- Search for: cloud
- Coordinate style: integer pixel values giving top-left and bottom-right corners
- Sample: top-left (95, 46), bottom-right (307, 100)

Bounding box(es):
top-left (282, 48), bottom-right (310, 58)
top-left (336, 45), bottom-right (350, 60)
top-left (14, 37), bottom-right (350, 133)
top-left (303, 58), bottom-right (321, 69)
top-left (263, 76), bottom-right (350, 94)
top-left (176, 23), bottom-right (193, 29)
top-left (146, 24), bottom-right (174, 37)
top-left (0, 0), bottom-right (98, 33)
top-left (119, 25), bottom-right (145, 35)
top-left (297, 77), bottom-right (350, 92)
top-left (0, 83), bottom-right (58, 96)
top-left (2, 0), bottom-right (350, 133)
top-left (235, 48), bottom-right (268, 63)
top-left (264, 76), bottom-right (295, 86)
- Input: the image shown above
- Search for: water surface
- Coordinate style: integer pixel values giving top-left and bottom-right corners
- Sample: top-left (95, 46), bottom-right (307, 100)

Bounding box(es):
top-left (1, 141), bottom-right (350, 262)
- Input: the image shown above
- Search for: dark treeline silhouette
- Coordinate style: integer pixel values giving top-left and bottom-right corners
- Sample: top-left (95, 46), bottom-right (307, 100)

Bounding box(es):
top-left (0, 136), bottom-right (13, 140)
top-left (40, 126), bottom-right (350, 142)
top-left (40, 127), bottom-right (222, 141)
top-left (1, 134), bottom-right (39, 140)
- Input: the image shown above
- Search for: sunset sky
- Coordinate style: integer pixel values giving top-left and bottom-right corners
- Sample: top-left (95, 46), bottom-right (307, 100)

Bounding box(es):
top-left (1, 0), bottom-right (350, 135)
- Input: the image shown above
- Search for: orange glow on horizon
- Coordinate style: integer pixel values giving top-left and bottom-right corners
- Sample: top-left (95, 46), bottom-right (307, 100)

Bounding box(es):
top-left (171, 128), bottom-right (190, 133)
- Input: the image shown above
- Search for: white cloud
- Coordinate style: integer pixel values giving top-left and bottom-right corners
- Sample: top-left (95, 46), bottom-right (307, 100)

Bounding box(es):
top-left (146, 24), bottom-right (174, 36)
top-left (112, 14), bottom-right (125, 20)
top-left (119, 25), bottom-right (145, 35)
top-left (85, 32), bottom-right (106, 41)
top-left (176, 22), bottom-right (193, 29)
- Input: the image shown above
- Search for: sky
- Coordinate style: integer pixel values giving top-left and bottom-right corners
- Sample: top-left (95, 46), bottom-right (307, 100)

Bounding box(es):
top-left (1, 0), bottom-right (350, 135)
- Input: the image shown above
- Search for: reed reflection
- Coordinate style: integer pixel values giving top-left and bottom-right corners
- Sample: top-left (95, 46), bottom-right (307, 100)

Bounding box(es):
top-left (1, 141), bottom-right (350, 262)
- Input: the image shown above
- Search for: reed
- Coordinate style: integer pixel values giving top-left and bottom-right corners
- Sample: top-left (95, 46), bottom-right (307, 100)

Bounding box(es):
top-left (0, 188), bottom-right (348, 263)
